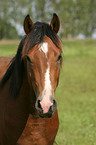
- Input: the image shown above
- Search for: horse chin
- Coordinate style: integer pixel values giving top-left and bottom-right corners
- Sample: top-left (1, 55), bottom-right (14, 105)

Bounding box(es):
top-left (38, 111), bottom-right (54, 118)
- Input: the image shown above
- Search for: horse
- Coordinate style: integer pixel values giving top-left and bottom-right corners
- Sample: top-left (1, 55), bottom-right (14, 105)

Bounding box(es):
top-left (0, 13), bottom-right (62, 145)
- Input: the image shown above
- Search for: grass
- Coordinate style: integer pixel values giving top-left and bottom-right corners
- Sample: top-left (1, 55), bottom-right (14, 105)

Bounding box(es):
top-left (55, 39), bottom-right (96, 145)
top-left (0, 39), bottom-right (96, 145)
top-left (0, 40), bottom-right (19, 56)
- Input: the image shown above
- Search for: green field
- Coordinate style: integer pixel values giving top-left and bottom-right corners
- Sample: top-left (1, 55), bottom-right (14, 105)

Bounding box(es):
top-left (0, 39), bottom-right (96, 145)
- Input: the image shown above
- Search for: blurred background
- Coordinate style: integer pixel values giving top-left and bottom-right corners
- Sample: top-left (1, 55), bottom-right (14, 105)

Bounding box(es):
top-left (0, 0), bottom-right (96, 39)
top-left (0, 0), bottom-right (96, 145)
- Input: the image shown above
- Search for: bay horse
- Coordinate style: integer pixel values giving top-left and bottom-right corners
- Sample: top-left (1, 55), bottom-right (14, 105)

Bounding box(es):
top-left (0, 13), bottom-right (62, 145)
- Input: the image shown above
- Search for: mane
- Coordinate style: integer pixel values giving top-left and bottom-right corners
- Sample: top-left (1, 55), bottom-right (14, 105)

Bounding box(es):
top-left (23, 22), bottom-right (61, 52)
top-left (0, 36), bottom-right (26, 98)
top-left (0, 22), bottom-right (61, 99)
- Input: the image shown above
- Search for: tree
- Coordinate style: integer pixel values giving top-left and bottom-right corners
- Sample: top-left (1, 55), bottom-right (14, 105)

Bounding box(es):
top-left (0, 0), bottom-right (96, 39)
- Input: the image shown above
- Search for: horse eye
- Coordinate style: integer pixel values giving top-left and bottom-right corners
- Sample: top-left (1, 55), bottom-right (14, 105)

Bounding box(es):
top-left (26, 55), bottom-right (32, 63)
top-left (57, 54), bottom-right (62, 62)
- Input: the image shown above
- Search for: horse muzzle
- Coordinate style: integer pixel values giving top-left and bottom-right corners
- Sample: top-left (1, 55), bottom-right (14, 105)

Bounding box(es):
top-left (35, 99), bottom-right (57, 118)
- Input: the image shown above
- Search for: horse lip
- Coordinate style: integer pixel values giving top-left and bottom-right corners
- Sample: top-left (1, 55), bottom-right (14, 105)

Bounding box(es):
top-left (39, 113), bottom-right (53, 118)
top-left (38, 110), bottom-right (54, 118)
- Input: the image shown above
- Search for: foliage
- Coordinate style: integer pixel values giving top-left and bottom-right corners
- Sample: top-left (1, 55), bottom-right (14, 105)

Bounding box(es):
top-left (0, 21), bottom-right (18, 39)
top-left (0, 0), bottom-right (96, 38)
top-left (0, 0), bottom-right (18, 39)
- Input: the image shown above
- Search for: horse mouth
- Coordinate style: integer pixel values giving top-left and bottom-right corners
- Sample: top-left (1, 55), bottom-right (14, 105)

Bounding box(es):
top-left (38, 111), bottom-right (54, 118)
top-left (37, 106), bottom-right (54, 118)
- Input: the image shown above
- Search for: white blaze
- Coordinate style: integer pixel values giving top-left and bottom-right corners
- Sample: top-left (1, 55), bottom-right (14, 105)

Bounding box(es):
top-left (39, 42), bottom-right (53, 113)
top-left (39, 42), bottom-right (48, 56)
top-left (44, 65), bottom-right (52, 99)
top-left (40, 65), bottom-right (53, 114)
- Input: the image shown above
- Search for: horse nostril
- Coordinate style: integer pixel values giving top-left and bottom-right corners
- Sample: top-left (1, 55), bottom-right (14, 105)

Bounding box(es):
top-left (38, 100), bottom-right (42, 109)
top-left (53, 99), bottom-right (57, 105)
top-left (52, 99), bottom-right (57, 111)
top-left (35, 100), bottom-right (42, 113)
top-left (38, 100), bottom-right (40, 108)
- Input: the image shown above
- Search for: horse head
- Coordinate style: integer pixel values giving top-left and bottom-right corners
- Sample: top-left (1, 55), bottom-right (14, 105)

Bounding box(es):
top-left (22, 14), bottom-right (62, 118)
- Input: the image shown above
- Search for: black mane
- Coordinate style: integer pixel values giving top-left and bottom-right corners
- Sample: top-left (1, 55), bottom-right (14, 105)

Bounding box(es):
top-left (0, 22), bottom-right (61, 98)
top-left (0, 36), bottom-right (26, 98)
top-left (24, 22), bottom-right (61, 52)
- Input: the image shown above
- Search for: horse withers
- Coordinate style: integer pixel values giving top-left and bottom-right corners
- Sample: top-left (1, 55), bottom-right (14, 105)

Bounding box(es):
top-left (0, 13), bottom-right (62, 145)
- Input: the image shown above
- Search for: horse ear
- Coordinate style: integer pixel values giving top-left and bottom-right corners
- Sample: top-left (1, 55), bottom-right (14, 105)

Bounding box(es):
top-left (24, 15), bottom-right (33, 35)
top-left (50, 13), bottom-right (60, 33)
